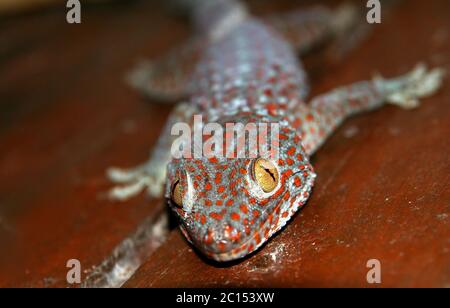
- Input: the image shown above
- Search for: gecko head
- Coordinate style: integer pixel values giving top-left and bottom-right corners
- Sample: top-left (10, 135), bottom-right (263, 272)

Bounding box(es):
top-left (165, 114), bottom-right (316, 262)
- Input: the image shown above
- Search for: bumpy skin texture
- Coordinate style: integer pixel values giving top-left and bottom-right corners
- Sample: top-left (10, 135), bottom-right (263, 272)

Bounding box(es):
top-left (108, 0), bottom-right (444, 262)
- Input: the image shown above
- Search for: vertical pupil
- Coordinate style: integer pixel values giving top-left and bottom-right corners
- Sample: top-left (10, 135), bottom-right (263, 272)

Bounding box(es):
top-left (172, 180), bottom-right (182, 206)
top-left (254, 159), bottom-right (278, 192)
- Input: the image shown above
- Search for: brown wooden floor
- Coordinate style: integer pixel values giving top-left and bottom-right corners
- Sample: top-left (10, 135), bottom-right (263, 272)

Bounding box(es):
top-left (0, 0), bottom-right (449, 288)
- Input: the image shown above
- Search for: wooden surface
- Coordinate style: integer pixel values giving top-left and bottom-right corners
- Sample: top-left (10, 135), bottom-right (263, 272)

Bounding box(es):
top-left (0, 0), bottom-right (449, 288)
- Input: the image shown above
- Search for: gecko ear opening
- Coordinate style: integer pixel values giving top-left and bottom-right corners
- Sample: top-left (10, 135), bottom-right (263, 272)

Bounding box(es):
top-left (253, 158), bottom-right (279, 193)
top-left (171, 179), bottom-right (183, 207)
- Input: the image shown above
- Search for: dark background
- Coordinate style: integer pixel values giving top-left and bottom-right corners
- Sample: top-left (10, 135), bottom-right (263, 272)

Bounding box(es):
top-left (0, 0), bottom-right (448, 287)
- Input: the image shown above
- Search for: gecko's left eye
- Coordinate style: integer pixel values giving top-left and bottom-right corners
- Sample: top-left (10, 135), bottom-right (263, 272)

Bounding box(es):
top-left (253, 158), bottom-right (279, 193)
top-left (171, 179), bottom-right (183, 207)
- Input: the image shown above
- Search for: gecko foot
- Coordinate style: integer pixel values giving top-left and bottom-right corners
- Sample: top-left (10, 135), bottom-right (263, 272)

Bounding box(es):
top-left (107, 164), bottom-right (164, 201)
top-left (376, 63), bottom-right (446, 109)
top-left (331, 3), bottom-right (359, 36)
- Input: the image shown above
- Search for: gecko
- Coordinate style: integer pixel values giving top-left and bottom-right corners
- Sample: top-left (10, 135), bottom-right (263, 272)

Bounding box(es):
top-left (106, 0), bottom-right (444, 262)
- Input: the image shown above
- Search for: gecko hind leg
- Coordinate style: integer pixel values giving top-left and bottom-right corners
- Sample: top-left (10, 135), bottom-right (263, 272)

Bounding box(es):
top-left (264, 3), bottom-right (360, 55)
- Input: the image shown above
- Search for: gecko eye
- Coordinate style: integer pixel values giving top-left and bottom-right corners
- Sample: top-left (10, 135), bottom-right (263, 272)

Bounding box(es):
top-left (171, 179), bottom-right (183, 207)
top-left (253, 158), bottom-right (279, 193)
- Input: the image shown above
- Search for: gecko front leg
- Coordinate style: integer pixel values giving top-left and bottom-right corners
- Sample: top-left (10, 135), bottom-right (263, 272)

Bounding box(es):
top-left (107, 103), bottom-right (200, 201)
top-left (295, 64), bottom-right (445, 155)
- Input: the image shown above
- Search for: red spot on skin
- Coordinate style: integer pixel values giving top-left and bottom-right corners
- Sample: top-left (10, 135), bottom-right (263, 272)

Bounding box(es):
top-left (273, 188), bottom-right (283, 199)
top-left (217, 186), bottom-right (225, 193)
top-left (259, 198), bottom-right (269, 206)
top-left (226, 199), bottom-right (234, 207)
top-left (273, 216), bottom-right (280, 228)
top-left (287, 147), bottom-right (296, 156)
top-left (240, 204), bottom-right (249, 214)
top-left (306, 113), bottom-right (314, 121)
top-left (215, 173), bottom-right (222, 184)
top-left (198, 191), bottom-right (206, 198)
top-left (293, 118), bottom-right (302, 129)
top-left (282, 170), bottom-right (293, 178)
top-left (231, 231), bottom-right (241, 242)
top-left (217, 242), bottom-right (226, 252)
top-left (319, 128), bottom-right (326, 138)
top-left (266, 103), bottom-right (278, 116)
top-left (231, 212), bottom-right (240, 221)
top-left (230, 169), bottom-right (237, 178)
top-left (264, 228), bottom-right (270, 239)
top-left (254, 233), bottom-right (261, 244)
top-left (205, 183), bottom-right (212, 190)
top-left (224, 225), bottom-right (233, 238)
top-left (230, 181), bottom-right (237, 190)
top-left (204, 230), bottom-right (213, 245)
top-left (244, 224), bottom-right (250, 235)
top-left (264, 88), bottom-right (273, 97)
top-left (196, 162), bottom-right (205, 170)
top-left (209, 212), bottom-right (223, 220)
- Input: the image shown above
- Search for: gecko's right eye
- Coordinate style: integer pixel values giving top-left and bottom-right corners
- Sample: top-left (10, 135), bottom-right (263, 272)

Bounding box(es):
top-left (253, 158), bottom-right (279, 193)
top-left (171, 179), bottom-right (183, 207)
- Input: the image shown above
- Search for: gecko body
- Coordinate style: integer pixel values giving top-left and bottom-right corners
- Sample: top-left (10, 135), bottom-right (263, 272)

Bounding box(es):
top-left (108, 0), bottom-right (444, 261)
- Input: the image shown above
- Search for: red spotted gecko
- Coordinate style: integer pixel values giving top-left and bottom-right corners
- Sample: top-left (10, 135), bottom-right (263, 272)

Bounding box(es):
top-left (107, 0), bottom-right (444, 262)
